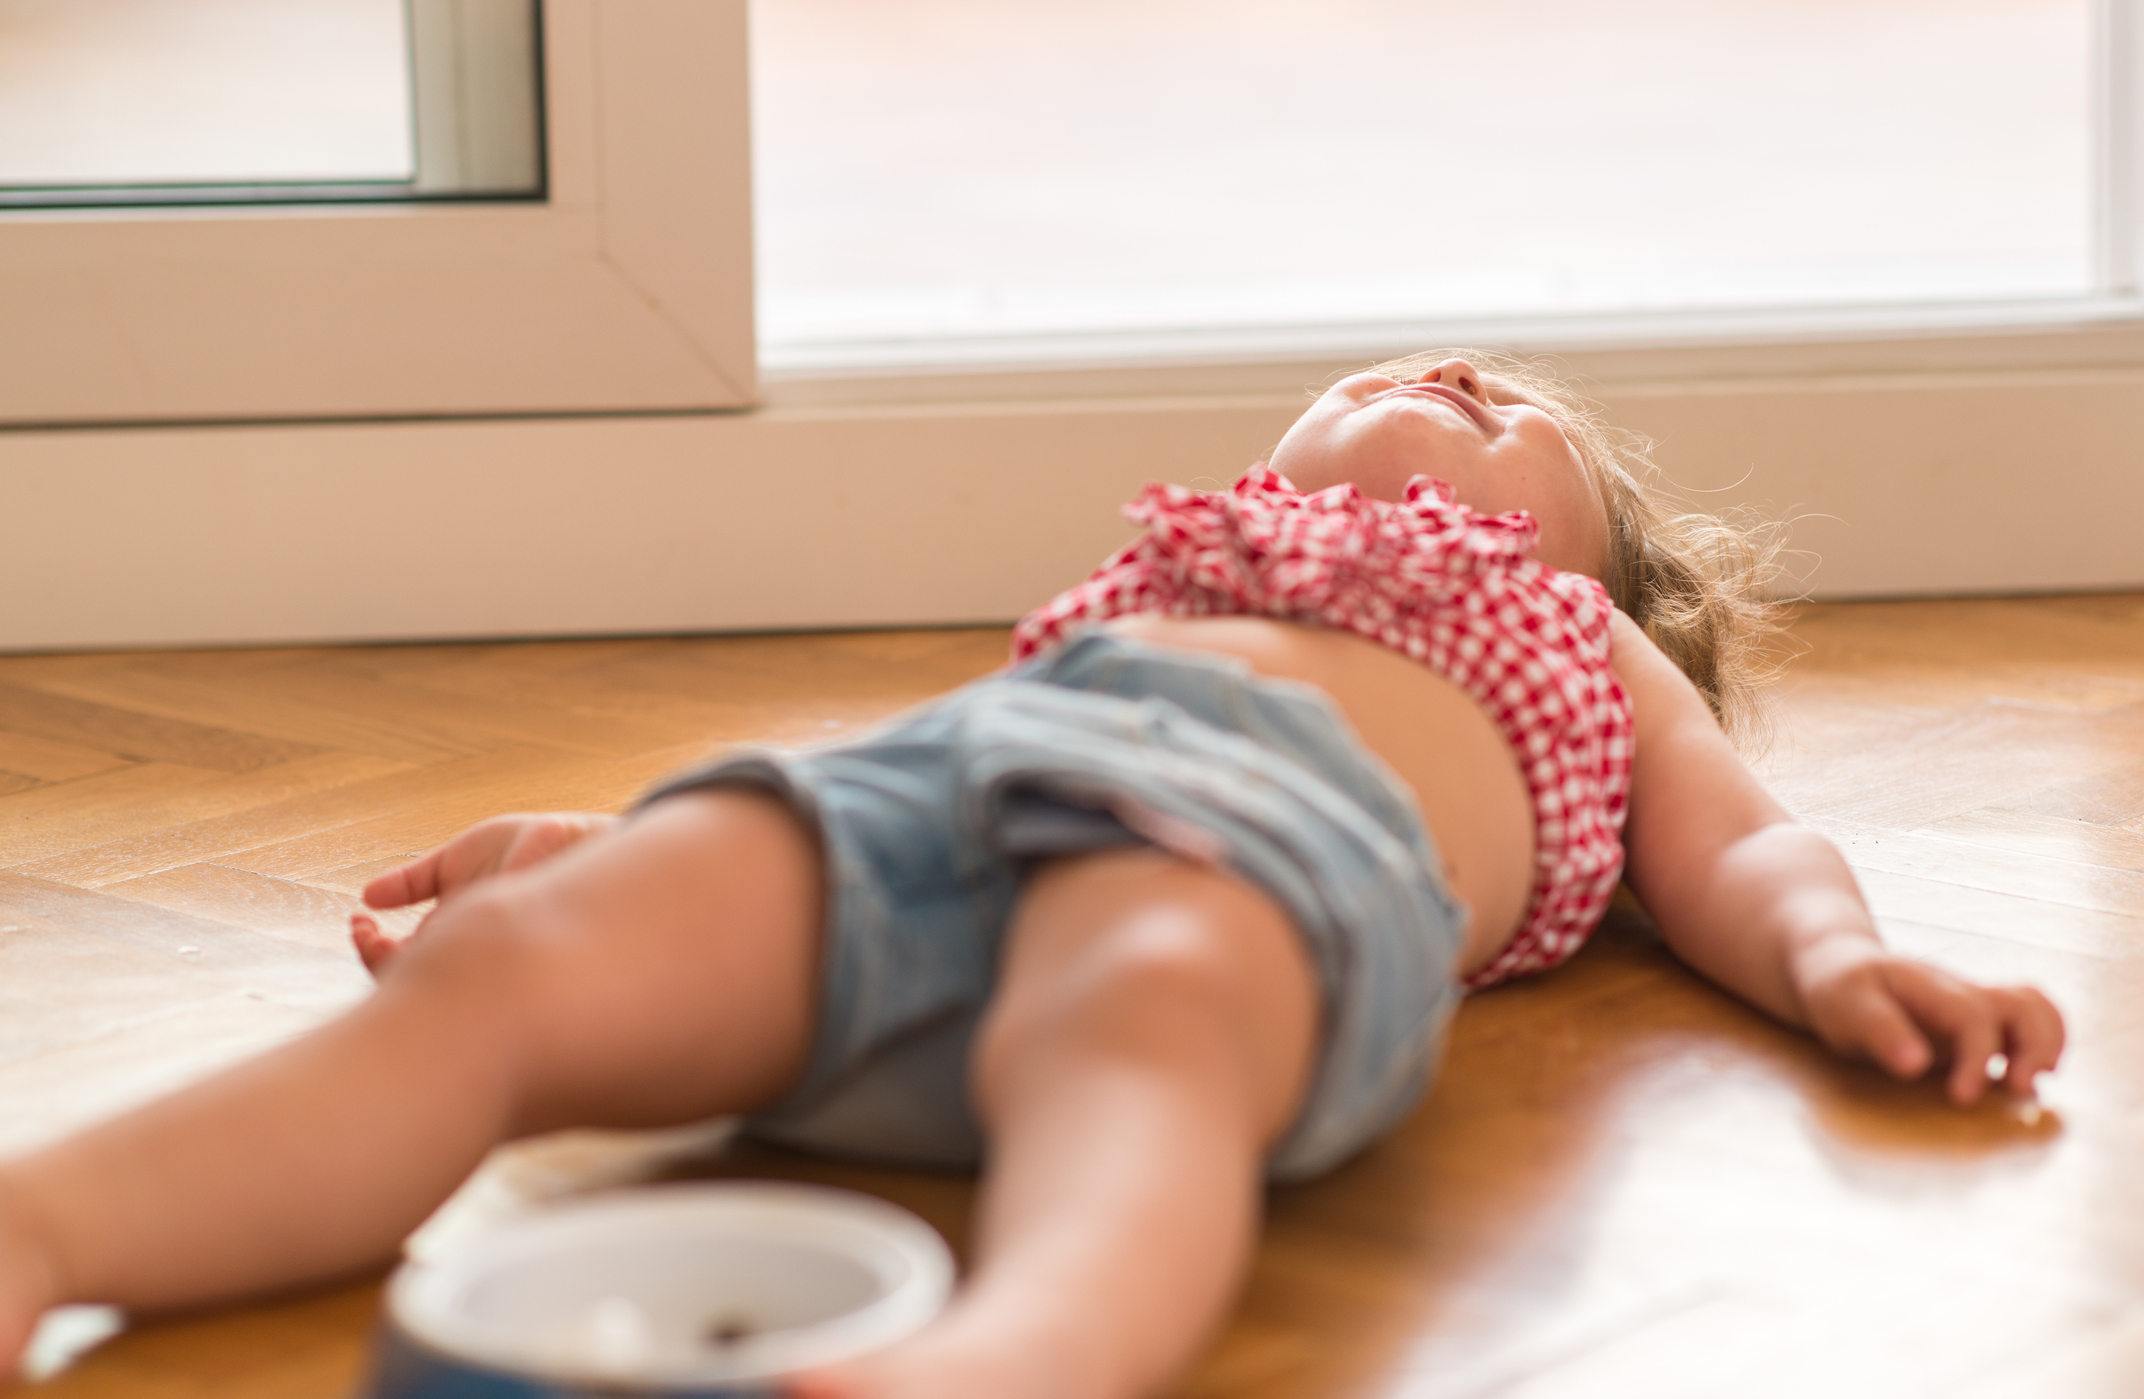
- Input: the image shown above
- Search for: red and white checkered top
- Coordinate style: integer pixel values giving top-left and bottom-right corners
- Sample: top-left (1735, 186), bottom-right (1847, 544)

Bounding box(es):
top-left (1011, 465), bottom-right (1633, 989)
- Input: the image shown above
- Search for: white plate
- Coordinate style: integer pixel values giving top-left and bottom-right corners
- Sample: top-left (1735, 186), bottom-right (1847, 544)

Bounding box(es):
top-left (385, 1182), bottom-right (955, 1389)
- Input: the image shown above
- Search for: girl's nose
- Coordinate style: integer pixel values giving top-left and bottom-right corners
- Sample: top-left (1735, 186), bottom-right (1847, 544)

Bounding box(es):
top-left (1418, 358), bottom-right (1487, 403)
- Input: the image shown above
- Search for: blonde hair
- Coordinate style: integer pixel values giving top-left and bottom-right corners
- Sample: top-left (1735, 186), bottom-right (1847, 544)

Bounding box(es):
top-left (1358, 349), bottom-right (1786, 745)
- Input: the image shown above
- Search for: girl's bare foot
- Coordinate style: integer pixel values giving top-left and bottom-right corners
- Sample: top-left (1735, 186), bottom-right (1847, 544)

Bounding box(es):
top-left (789, 1301), bottom-right (1095, 1399)
top-left (0, 1188), bottom-right (65, 1378)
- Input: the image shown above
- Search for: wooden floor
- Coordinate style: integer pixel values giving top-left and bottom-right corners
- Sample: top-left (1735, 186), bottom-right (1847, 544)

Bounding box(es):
top-left (4, 596), bottom-right (2144, 1398)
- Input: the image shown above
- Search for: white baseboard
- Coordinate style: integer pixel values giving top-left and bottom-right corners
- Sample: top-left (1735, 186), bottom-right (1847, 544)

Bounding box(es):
top-left (5, 367), bottom-right (2141, 651)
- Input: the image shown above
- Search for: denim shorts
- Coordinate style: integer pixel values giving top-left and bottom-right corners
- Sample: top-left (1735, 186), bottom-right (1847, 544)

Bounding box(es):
top-left (635, 631), bottom-right (1467, 1183)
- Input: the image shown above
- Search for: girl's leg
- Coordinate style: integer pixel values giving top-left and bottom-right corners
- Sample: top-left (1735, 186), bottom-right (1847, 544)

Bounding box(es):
top-left (0, 790), bottom-right (822, 1364)
top-left (801, 849), bottom-right (1321, 1399)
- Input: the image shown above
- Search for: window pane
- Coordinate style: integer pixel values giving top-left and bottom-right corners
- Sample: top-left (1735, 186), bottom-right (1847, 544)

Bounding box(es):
top-left (0, 0), bottom-right (412, 185)
top-left (0, 0), bottom-right (542, 203)
top-left (753, 0), bottom-right (2092, 349)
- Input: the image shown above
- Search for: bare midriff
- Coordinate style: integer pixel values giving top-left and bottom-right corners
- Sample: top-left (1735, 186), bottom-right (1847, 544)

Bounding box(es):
top-left (1102, 614), bottom-right (1535, 978)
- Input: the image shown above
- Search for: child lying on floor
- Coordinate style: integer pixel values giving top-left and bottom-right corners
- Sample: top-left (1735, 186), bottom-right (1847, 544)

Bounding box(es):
top-left (0, 352), bottom-right (2066, 1399)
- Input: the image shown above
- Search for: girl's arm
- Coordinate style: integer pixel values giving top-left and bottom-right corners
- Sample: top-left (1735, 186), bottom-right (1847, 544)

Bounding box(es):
top-left (1609, 613), bottom-right (2064, 1103)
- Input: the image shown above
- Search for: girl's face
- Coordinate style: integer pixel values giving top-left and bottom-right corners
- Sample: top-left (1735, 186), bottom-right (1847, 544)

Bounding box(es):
top-left (1268, 359), bottom-right (1610, 579)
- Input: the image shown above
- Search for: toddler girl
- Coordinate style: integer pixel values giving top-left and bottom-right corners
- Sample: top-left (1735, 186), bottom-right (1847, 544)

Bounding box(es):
top-left (0, 352), bottom-right (2066, 1399)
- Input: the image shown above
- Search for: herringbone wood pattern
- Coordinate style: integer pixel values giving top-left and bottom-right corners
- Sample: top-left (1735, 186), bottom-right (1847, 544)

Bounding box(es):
top-left (5, 597), bottom-right (2143, 1397)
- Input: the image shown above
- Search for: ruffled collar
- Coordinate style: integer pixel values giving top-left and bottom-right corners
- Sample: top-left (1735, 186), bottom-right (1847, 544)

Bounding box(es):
top-left (1121, 463), bottom-right (1546, 613)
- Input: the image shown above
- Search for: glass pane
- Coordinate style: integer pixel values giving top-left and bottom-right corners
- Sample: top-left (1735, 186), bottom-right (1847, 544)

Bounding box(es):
top-left (0, 0), bottom-right (410, 185)
top-left (0, 0), bottom-right (541, 204)
top-left (753, 0), bottom-right (2092, 349)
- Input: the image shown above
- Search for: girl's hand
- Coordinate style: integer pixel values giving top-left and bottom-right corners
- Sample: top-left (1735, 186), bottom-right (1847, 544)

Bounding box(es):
top-left (351, 812), bottom-right (620, 977)
top-left (1790, 933), bottom-right (2065, 1105)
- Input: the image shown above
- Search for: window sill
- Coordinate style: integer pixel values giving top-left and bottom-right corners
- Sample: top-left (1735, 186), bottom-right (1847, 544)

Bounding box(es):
top-left (760, 294), bottom-right (2144, 409)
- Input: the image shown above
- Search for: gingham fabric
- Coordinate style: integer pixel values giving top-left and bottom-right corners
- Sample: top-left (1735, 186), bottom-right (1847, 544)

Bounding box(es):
top-left (1011, 465), bottom-right (1633, 989)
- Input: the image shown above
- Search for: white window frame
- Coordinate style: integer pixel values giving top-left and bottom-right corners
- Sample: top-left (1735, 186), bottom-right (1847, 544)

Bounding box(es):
top-left (2100, 0), bottom-right (2144, 296)
top-left (0, 0), bottom-right (754, 426)
top-left (3, 0), bottom-right (2143, 653)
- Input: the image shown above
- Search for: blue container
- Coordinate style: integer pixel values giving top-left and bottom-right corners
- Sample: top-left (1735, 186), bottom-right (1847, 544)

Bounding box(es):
top-left (359, 1183), bottom-right (955, 1399)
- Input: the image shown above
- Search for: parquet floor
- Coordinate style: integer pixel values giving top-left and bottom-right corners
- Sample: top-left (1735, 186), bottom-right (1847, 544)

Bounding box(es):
top-left (4, 595), bottom-right (2144, 1398)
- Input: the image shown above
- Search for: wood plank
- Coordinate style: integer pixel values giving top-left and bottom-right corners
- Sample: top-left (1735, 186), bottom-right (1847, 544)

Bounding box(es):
top-left (0, 873), bottom-right (368, 997)
top-left (1782, 660), bottom-right (2144, 716)
top-left (0, 923), bottom-right (261, 1069)
top-left (23, 1280), bottom-right (381, 1399)
top-left (9, 754), bottom-right (563, 889)
top-left (1811, 815), bottom-right (2144, 919)
top-left (1789, 596), bottom-right (2144, 676)
top-left (1760, 701), bottom-right (2144, 830)
top-left (2000, 753), bottom-right (2144, 826)
top-left (0, 682), bottom-right (322, 773)
top-left (2025, 594), bottom-right (2144, 627)
top-left (0, 651), bottom-right (139, 687)
top-left (1915, 807), bottom-right (2144, 874)
top-left (98, 865), bottom-right (419, 947)
top-left (3, 754), bottom-right (410, 873)
top-left (577, 629), bottom-right (1010, 712)
top-left (18, 663), bottom-right (491, 766)
top-left (322, 645), bottom-right (830, 739)
top-left (1854, 866), bottom-right (2144, 959)
top-left (0, 730), bottom-right (132, 784)
top-left (0, 992), bottom-right (360, 1158)
top-left (0, 764), bottom-right (225, 865)
top-left (337, 637), bottom-right (679, 684)
top-left (218, 740), bottom-right (719, 882)
top-left (303, 856), bottom-right (421, 898)
top-left (207, 657), bottom-right (731, 760)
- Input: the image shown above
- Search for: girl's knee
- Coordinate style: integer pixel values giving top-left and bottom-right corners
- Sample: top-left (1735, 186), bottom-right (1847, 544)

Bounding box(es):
top-left (976, 856), bottom-right (1318, 1130)
top-left (1007, 856), bottom-right (1312, 1018)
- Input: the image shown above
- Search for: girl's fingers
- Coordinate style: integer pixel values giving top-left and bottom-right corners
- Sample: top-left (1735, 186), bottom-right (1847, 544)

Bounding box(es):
top-left (362, 813), bottom-right (604, 911)
top-left (350, 913), bottom-right (400, 978)
top-left (1828, 975), bottom-right (1932, 1079)
top-left (1880, 965), bottom-right (2005, 1106)
top-left (353, 815), bottom-right (621, 980)
top-left (362, 821), bottom-right (506, 910)
top-left (1810, 955), bottom-right (2068, 1106)
top-left (1943, 1010), bottom-right (2002, 1106)
top-left (362, 850), bottom-right (445, 910)
top-left (1998, 986), bottom-right (2067, 1091)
